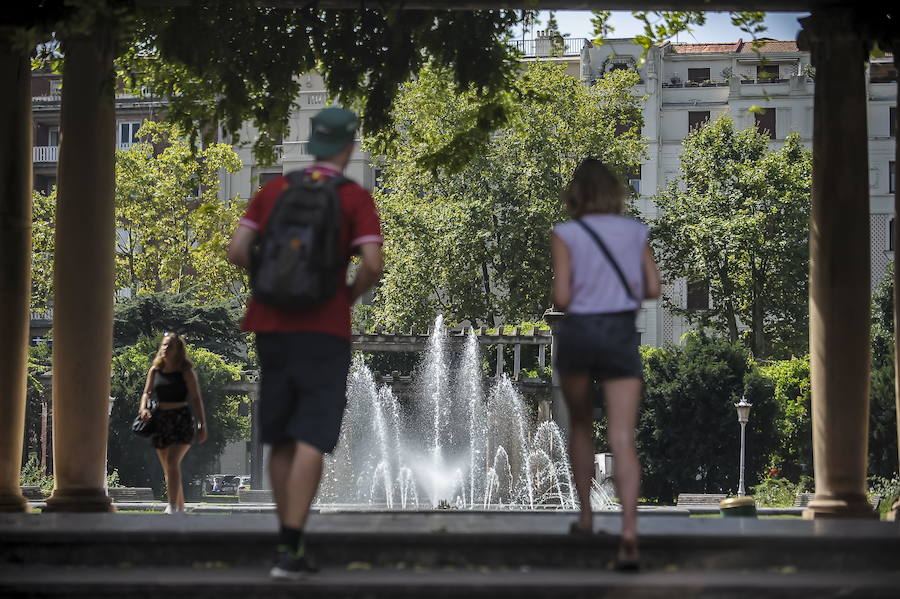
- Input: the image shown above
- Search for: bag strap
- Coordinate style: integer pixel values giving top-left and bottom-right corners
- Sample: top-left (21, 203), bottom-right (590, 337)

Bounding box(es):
top-left (575, 218), bottom-right (638, 303)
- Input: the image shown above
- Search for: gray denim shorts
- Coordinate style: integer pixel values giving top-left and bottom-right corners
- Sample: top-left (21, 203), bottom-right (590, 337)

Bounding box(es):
top-left (554, 312), bottom-right (643, 381)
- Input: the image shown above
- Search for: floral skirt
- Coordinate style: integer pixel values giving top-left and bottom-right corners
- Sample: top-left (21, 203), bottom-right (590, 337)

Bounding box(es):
top-left (150, 406), bottom-right (195, 449)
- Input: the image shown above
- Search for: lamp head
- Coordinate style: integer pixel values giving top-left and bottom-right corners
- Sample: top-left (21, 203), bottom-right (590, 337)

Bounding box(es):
top-left (734, 396), bottom-right (752, 423)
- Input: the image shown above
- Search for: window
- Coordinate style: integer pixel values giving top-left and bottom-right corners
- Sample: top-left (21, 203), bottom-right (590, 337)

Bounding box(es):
top-left (49, 79), bottom-right (62, 95)
top-left (755, 109), bottom-right (776, 140)
top-left (890, 218), bottom-right (895, 252)
top-left (688, 111), bottom-right (710, 132)
top-left (890, 161), bottom-right (896, 195)
top-left (627, 167), bottom-right (641, 195)
top-left (686, 279), bottom-right (710, 310)
top-left (258, 172), bottom-right (282, 190)
top-left (756, 64), bottom-right (780, 80)
top-left (871, 63), bottom-right (898, 84)
top-left (891, 107), bottom-right (896, 138)
top-left (118, 121), bottom-right (142, 149)
top-left (687, 68), bottom-right (710, 83)
top-left (48, 126), bottom-right (60, 147)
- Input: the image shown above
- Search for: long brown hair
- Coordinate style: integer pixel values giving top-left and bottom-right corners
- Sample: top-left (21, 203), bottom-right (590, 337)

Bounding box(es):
top-left (151, 332), bottom-right (193, 371)
top-left (562, 159), bottom-right (626, 217)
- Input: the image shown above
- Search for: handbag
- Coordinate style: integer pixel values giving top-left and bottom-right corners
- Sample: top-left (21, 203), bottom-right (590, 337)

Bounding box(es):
top-left (132, 372), bottom-right (158, 438)
top-left (131, 397), bottom-right (157, 437)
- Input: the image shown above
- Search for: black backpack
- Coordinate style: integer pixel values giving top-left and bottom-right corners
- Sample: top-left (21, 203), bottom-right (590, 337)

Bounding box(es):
top-left (249, 170), bottom-right (346, 309)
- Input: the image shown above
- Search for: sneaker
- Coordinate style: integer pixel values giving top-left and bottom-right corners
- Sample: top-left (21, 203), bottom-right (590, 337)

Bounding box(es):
top-left (270, 551), bottom-right (318, 581)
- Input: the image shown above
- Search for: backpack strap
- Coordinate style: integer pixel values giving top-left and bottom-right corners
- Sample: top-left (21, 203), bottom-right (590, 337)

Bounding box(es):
top-left (575, 218), bottom-right (638, 304)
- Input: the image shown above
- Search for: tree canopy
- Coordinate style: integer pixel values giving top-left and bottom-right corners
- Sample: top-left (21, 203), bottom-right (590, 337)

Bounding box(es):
top-left (114, 121), bottom-right (245, 302)
top-left (367, 61), bottom-right (645, 330)
top-left (650, 116), bottom-right (812, 358)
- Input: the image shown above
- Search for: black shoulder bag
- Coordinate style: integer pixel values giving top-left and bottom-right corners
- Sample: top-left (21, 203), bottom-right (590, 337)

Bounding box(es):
top-left (575, 219), bottom-right (639, 309)
top-left (131, 371), bottom-right (158, 438)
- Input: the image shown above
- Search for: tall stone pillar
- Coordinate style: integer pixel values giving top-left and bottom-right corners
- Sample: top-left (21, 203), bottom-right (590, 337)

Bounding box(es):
top-left (43, 30), bottom-right (116, 513)
top-left (892, 49), bottom-right (900, 522)
top-left (799, 10), bottom-right (875, 519)
top-left (0, 35), bottom-right (33, 513)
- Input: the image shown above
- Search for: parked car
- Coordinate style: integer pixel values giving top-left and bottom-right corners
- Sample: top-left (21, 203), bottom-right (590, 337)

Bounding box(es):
top-left (206, 474), bottom-right (240, 495)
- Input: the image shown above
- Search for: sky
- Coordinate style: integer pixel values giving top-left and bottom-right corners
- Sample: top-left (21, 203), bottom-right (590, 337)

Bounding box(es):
top-left (514, 11), bottom-right (809, 44)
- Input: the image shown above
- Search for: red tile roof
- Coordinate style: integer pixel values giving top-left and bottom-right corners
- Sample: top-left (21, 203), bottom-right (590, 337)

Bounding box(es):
top-left (668, 39), bottom-right (800, 55)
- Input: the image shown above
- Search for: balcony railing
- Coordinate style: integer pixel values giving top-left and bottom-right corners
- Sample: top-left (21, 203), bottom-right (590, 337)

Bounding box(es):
top-left (509, 37), bottom-right (588, 58)
top-left (33, 146), bottom-right (58, 163)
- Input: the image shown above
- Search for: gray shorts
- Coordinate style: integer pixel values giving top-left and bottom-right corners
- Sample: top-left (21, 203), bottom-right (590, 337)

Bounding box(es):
top-left (256, 332), bottom-right (351, 454)
top-left (554, 312), bottom-right (643, 381)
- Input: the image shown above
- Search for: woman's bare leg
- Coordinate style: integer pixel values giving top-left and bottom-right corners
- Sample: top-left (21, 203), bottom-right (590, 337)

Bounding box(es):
top-left (602, 377), bottom-right (642, 560)
top-left (560, 372), bottom-right (595, 531)
top-left (157, 444), bottom-right (191, 511)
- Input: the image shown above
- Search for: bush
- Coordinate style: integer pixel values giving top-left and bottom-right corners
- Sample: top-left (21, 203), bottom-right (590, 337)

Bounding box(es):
top-left (19, 453), bottom-right (54, 496)
top-left (869, 476), bottom-right (900, 517)
top-left (758, 357), bottom-right (812, 481)
top-left (751, 476), bottom-right (811, 507)
top-left (634, 333), bottom-right (779, 503)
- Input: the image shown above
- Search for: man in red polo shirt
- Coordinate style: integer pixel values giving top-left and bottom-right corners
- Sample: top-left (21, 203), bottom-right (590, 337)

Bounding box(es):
top-left (227, 107), bottom-right (383, 580)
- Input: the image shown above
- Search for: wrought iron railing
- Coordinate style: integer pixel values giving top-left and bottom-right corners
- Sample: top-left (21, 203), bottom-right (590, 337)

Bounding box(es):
top-left (508, 37), bottom-right (588, 58)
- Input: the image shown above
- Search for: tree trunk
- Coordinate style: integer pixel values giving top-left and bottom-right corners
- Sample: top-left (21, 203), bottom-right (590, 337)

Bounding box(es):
top-left (751, 258), bottom-right (767, 357)
top-left (0, 36), bottom-right (33, 513)
top-left (718, 269), bottom-right (740, 343)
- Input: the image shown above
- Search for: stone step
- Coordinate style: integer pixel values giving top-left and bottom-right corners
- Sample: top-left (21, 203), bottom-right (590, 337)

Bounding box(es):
top-left (3, 566), bottom-right (900, 599)
top-left (3, 513), bottom-right (899, 573)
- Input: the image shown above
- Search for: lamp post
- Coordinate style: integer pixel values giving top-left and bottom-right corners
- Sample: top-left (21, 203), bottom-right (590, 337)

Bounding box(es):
top-left (734, 396), bottom-right (753, 496)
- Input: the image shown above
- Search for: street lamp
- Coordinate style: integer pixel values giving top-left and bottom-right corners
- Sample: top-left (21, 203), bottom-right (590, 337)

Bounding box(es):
top-left (734, 396), bottom-right (753, 496)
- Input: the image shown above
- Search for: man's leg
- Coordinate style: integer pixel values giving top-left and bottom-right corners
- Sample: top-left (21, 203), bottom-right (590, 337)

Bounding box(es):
top-left (268, 442), bottom-right (295, 524)
top-left (282, 441), bottom-right (324, 531)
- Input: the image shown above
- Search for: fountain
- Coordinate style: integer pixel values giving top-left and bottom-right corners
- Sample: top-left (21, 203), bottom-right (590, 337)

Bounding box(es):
top-left (317, 316), bottom-right (618, 511)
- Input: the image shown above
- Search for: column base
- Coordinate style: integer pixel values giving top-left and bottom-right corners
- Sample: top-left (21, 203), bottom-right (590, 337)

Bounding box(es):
top-left (802, 493), bottom-right (876, 519)
top-left (43, 488), bottom-right (115, 513)
top-left (0, 490), bottom-right (29, 512)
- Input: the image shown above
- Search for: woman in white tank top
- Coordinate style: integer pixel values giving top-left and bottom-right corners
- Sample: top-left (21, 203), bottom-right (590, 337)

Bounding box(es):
top-left (551, 159), bottom-right (660, 570)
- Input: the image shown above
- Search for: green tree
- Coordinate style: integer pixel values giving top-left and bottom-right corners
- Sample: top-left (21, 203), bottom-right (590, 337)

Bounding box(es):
top-left (30, 122), bottom-right (246, 310)
top-left (367, 62), bottom-right (645, 330)
top-left (113, 291), bottom-right (244, 363)
top-left (543, 11), bottom-right (568, 57)
top-left (115, 121), bottom-right (244, 302)
top-left (650, 117), bottom-right (812, 358)
top-left (30, 189), bottom-right (55, 314)
top-left (759, 356), bottom-right (812, 481)
top-left (637, 333), bottom-right (778, 503)
top-left (107, 337), bottom-right (248, 498)
top-left (869, 263), bottom-right (899, 478)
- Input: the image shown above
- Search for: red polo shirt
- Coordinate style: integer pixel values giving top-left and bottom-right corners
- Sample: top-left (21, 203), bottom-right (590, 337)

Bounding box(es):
top-left (238, 164), bottom-right (383, 339)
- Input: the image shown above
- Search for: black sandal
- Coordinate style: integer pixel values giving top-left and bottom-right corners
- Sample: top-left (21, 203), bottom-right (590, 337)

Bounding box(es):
top-left (615, 539), bottom-right (641, 572)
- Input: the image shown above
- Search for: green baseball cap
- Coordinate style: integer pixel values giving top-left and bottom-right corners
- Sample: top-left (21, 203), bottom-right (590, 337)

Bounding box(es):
top-left (308, 107), bottom-right (358, 158)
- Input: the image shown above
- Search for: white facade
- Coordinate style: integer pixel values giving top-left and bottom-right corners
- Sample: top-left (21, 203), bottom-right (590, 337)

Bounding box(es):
top-left (577, 39), bottom-right (897, 347)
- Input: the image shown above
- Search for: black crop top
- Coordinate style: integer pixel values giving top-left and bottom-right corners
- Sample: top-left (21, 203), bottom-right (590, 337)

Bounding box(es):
top-left (153, 369), bottom-right (189, 403)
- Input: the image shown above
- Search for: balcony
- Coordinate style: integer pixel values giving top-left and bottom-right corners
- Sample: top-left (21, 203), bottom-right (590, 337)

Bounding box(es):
top-left (509, 37), bottom-right (588, 58)
top-left (33, 146), bottom-right (59, 163)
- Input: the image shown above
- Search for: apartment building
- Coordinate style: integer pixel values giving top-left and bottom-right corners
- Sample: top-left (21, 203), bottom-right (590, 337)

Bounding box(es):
top-left (571, 37), bottom-right (897, 347)
top-left (29, 39), bottom-right (897, 350)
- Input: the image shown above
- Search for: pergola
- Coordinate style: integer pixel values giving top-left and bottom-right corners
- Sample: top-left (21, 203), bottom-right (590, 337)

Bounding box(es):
top-left (0, 1), bottom-right (897, 518)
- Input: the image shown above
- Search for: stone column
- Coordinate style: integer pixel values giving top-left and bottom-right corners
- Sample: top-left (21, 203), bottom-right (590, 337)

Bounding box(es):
top-left (799, 10), bottom-right (875, 519)
top-left (892, 49), bottom-right (900, 522)
top-left (43, 30), bottom-right (116, 513)
top-left (0, 35), bottom-right (33, 513)
top-left (249, 385), bottom-right (264, 491)
top-left (543, 309), bottom-right (569, 438)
